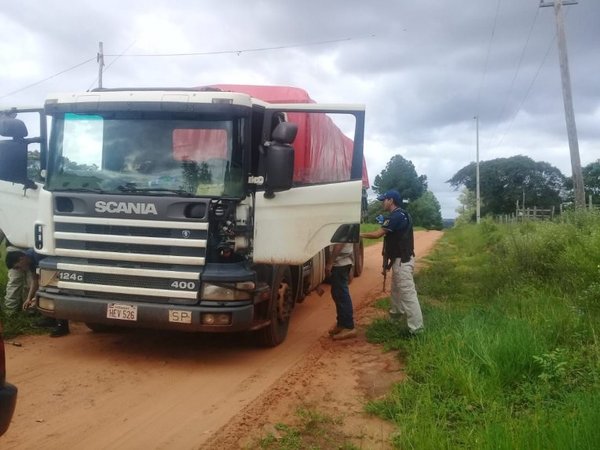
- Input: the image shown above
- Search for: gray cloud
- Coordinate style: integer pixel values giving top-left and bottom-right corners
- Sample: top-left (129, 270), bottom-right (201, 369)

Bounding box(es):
top-left (1, 0), bottom-right (599, 219)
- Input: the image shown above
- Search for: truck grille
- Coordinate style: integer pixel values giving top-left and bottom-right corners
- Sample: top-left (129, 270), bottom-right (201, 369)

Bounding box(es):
top-left (52, 215), bottom-right (207, 301)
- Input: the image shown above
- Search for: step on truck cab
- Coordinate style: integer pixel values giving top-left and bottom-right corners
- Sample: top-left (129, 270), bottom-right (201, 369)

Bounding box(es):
top-left (0, 85), bottom-right (366, 346)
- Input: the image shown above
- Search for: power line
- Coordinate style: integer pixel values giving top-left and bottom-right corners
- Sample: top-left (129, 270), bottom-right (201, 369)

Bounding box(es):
top-left (494, 5), bottom-right (573, 148)
top-left (1, 35), bottom-right (373, 101)
top-left (494, 36), bottom-right (555, 148)
top-left (476, 0), bottom-right (503, 116)
top-left (489, 6), bottom-right (540, 146)
top-left (103, 35), bottom-right (373, 58)
top-left (0, 57), bottom-right (96, 101)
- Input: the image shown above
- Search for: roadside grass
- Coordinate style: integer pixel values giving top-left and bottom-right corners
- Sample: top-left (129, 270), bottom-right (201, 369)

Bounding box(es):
top-left (252, 406), bottom-right (359, 450)
top-left (366, 211), bottom-right (600, 449)
top-left (360, 223), bottom-right (383, 247)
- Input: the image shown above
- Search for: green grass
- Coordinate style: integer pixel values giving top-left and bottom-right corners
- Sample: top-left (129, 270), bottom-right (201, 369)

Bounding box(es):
top-left (360, 223), bottom-right (383, 247)
top-left (365, 212), bottom-right (600, 449)
top-left (252, 407), bottom-right (359, 450)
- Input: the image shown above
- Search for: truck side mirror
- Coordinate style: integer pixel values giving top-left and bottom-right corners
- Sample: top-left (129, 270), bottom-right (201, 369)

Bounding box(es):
top-left (263, 122), bottom-right (297, 199)
top-left (0, 118), bottom-right (29, 185)
top-left (271, 121), bottom-right (297, 145)
top-left (0, 117), bottom-right (28, 139)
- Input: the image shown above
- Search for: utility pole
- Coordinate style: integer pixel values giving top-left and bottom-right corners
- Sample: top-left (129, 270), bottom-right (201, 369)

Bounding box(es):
top-left (97, 41), bottom-right (105, 89)
top-left (474, 116), bottom-right (481, 223)
top-left (540, 0), bottom-right (585, 208)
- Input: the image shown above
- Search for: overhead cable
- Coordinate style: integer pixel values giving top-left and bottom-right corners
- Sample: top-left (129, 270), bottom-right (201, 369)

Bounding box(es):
top-left (476, 0), bottom-right (503, 116)
top-left (0, 57), bottom-right (96, 101)
top-left (494, 7), bottom-right (572, 148)
top-left (490, 6), bottom-right (541, 147)
top-left (103, 35), bottom-right (373, 58)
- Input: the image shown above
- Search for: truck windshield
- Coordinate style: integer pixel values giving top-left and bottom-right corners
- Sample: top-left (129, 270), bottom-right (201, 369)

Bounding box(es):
top-left (46, 112), bottom-right (246, 197)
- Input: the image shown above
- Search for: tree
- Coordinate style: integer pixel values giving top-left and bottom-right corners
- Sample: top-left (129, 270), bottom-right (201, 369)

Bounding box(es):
top-left (406, 191), bottom-right (443, 230)
top-left (366, 154), bottom-right (441, 229)
top-left (447, 155), bottom-right (566, 216)
top-left (583, 159), bottom-right (600, 204)
top-left (454, 188), bottom-right (476, 225)
top-left (372, 155), bottom-right (427, 201)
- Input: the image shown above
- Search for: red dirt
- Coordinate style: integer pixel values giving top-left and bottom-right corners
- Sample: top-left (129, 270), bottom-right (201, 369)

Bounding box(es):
top-left (3, 230), bottom-right (443, 449)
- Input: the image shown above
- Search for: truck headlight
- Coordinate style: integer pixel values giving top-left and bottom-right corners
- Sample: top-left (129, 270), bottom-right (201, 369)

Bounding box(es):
top-left (39, 269), bottom-right (59, 287)
top-left (38, 296), bottom-right (55, 311)
top-left (201, 281), bottom-right (255, 301)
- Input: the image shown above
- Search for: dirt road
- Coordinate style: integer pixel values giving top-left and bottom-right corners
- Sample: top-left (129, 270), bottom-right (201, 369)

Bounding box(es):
top-left (3, 230), bottom-right (443, 449)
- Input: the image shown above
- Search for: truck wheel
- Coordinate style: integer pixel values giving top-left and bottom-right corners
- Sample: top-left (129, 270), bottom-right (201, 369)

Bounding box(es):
top-left (255, 267), bottom-right (294, 347)
top-left (353, 240), bottom-right (364, 277)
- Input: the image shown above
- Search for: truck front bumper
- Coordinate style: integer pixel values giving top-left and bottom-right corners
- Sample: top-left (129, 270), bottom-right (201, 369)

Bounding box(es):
top-left (36, 292), bottom-right (258, 333)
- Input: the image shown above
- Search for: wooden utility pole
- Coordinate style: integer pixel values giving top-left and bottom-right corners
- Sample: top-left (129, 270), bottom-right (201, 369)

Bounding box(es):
top-left (474, 116), bottom-right (481, 223)
top-left (97, 42), bottom-right (105, 89)
top-left (540, 0), bottom-right (585, 207)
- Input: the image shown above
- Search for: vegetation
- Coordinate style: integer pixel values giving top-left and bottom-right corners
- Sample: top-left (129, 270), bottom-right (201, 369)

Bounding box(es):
top-left (368, 154), bottom-right (443, 229)
top-left (366, 210), bottom-right (600, 449)
top-left (448, 157), bottom-right (600, 222)
top-left (253, 407), bottom-right (359, 450)
top-left (405, 191), bottom-right (443, 230)
top-left (583, 159), bottom-right (600, 204)
top-left (448, 155), bottom-right (566, 218)
top-left (372, 155), bottom-right (428, 203)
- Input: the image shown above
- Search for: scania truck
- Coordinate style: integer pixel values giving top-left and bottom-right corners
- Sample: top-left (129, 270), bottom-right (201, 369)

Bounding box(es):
top-left (0, 85), bottom-right (366, 346)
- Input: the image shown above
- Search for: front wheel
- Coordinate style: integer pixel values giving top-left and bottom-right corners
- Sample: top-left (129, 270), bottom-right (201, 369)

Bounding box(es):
top-left (255, 266), bottom-right (294, 347)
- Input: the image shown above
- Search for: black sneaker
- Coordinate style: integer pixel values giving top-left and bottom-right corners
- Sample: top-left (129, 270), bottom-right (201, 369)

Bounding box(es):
top-left (50, 323), bottom-right (70, 338)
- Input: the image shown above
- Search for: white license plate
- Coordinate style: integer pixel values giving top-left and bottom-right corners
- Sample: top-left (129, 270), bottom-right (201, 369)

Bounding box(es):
top-left (107, 303), bottom-right (138, 321)
top-left (169, 310), bottom-right (192, 324)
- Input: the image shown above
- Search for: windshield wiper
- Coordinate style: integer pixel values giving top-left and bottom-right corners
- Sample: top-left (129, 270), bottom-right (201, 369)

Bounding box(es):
top-left (116, 185), bottom-right (193, 197)
top-left (52, 187), bottom-right (107, 194)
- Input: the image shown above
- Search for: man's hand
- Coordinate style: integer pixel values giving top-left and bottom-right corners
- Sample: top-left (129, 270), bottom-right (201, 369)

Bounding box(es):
top-left (22, 297), bottom-right (36, 311)
top-left (325, 262), bottom-right (333, 277)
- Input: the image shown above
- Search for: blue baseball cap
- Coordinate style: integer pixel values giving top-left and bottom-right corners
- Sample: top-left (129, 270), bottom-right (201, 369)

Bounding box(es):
top-left (376, 190), bottom-right (402, 205)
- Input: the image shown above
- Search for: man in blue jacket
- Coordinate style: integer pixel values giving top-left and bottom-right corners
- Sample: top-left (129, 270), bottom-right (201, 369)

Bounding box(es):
top-left (360, 190), bottom-right (424, 335)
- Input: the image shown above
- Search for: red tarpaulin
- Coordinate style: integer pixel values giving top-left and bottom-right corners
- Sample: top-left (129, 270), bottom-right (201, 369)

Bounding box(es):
top-left (207, 84), bottom-right (369, 188)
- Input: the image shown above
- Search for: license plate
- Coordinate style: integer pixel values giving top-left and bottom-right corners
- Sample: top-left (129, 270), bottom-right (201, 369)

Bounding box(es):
top-left (169, 310), bottom-right (192, 324)
top-left (107, 303), bottom-right (138, 321)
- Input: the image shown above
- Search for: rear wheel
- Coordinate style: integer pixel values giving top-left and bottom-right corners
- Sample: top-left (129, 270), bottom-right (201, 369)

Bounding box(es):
top-left (255, 267), bottom-right (294, 347)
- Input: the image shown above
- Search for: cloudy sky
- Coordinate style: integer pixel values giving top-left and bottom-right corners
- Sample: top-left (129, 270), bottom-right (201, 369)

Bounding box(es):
top-left (1, 0), bottom-right (599, 218)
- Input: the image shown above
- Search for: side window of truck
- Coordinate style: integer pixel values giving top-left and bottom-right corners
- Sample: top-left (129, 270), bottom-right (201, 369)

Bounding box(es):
top-left (27, 147), bottom-right (43, 182)
top-left (289, 112), bottom-right (356, 187)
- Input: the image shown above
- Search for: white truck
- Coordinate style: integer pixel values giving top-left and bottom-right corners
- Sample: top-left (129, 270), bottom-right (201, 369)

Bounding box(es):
top-left (0, 85), bottom-right (366, 346)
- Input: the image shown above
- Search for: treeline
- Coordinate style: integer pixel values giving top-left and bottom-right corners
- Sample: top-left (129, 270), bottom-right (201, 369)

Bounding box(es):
top-left (367, 155), bottom-right (444, 230)
top-left (448, 155), bottom-right (600, 222)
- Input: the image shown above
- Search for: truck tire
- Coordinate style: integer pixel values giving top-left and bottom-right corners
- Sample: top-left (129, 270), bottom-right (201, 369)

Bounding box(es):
top-left (353, 240), bottom-right (364, 277)
top-left (255, 266), bottom-right (294, 347)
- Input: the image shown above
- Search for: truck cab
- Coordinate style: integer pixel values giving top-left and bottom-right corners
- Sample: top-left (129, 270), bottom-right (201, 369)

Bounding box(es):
top-left (0, 86), bottom-right (365, 346)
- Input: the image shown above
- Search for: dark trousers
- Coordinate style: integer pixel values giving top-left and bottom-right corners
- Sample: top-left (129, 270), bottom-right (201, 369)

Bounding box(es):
top-left (330, 265), bottom-right (354, 329)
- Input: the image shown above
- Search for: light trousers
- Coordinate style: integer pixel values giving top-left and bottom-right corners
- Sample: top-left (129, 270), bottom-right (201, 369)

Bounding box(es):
top-left (390, 257), bottom-right (424, 333)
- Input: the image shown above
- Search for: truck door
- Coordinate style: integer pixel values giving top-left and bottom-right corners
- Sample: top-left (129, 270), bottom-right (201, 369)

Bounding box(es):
top-left (0, 110), bottom-right (46, 248)
top-left (253, 104), bottom-right (366, 265)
